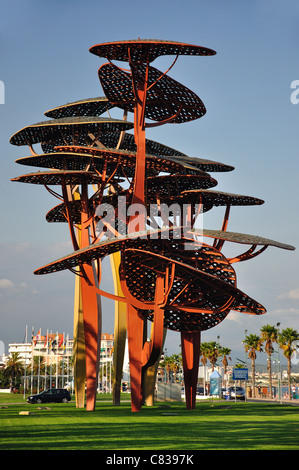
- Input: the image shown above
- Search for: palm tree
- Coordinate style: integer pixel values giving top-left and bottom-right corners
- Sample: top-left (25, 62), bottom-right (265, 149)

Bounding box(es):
top-left (4, 352), bottom-right (24, 390)
top-left (169, 354), bottom-right (181, 382)
top-left (219, 347), bottom-right (231, 387)
top-left (159, 354), bottom-right (181, 382)
top-left (159, 355), bottom-right (171, 382)
top-left (31, 355), bottom-right (46, 391)
top-left (260, 324), bottom-right (278, 398)
top-left (200, 342), bottom-right (210, 393)
top-left (206, 341), bottom-right (220, 371)
top-left (278, 327), bottom-right (299, 399)
top-left (200, 342), bottom-right (209, 369)
top-left (243, 333), bottom-right (263, 398)
top-left (32, 355), bottom-right (46, 375)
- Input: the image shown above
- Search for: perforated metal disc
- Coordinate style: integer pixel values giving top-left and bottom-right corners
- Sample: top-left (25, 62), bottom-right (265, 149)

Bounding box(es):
top-left (90, 39), bottom-right (216, 63)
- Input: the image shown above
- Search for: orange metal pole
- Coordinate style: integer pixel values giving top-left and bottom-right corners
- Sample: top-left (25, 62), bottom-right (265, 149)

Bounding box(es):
top-left (142, 273), bottom-right (165, 368)
top-left (181, 331), bottom-right (201, 410)
top-left (125, 272), bottom-right (166, 412)
top-left (126, 303), bottom-right (144, 412)
top-left (130, 62), bottom-right (148, 213)
top-left (132, 91), bottom-right (146, 209)
top-left (124, 62), bottom-right (151, 411)
top-left (80, 179), bottom-right (102, 411)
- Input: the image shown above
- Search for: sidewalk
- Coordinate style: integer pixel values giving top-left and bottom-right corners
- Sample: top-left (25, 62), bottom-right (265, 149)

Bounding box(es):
top-left (247, 397), bottom-right (299, 406)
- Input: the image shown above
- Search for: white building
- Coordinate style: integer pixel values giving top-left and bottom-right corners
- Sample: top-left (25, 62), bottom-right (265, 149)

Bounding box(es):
top-left (7, 332), bottom-right (114, 365)
top-left (7, 334), bottom-right (73, 365)
top-left (5, 332), bottom-right (114, 393)
top-left (7, 342), bottom-right (32, 365)
top-left (100, 333), bottom-right (114, 359)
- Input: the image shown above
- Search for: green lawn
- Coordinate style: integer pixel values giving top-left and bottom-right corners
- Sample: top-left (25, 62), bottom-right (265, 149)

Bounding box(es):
top-left (0, 393), bottom-right (298, 450)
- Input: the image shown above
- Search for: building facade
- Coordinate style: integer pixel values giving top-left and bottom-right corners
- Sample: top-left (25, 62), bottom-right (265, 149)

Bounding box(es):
top-left (6, 332), bottom-right (114, 365)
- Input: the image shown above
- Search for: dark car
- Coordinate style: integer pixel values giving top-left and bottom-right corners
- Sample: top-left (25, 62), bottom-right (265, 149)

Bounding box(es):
top-left (27, 388), bottom-right (71, 404)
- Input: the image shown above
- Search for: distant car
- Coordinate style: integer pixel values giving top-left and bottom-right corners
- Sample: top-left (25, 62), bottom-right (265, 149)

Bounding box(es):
top-left (228, 386), bottom-right (245, 400)
top-left (196, 387), bottom-right (205, 395)
top-left (27, 388), bottom-right (71, 404)
top-left (221, 387), bottom-right (227, 398)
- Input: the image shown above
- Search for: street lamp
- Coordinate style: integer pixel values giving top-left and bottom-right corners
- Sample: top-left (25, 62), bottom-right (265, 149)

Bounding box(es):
top-left (244, 329), bottom-right (247, 364)
top-left (276, 322), bottom-right (282, 404)
top-left (244, 329), bottom-right (248, 401)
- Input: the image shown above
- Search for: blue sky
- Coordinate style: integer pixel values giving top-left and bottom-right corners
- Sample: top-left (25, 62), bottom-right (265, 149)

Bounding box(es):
top-left (0, 0), bottom-right (298, 362)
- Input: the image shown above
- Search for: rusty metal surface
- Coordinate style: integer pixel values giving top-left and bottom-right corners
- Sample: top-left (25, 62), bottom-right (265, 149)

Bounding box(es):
top-left (147, 174), bottom-right (218, 197)
top-left (177, 189), bottom-right (264, 206)
top-left (98, 63), bottom-right (206, 123)
top-left (40, 129), bottom-right (187, 157)
top-left (192, 228), bottom-right (295, 250)
top-left (33, 228), bottom-right (294, 275)
top-left (33, 234), bottom-right (267, 331)
top-left (11, 170), bottom-right (104, 186)
top-left (122, 247), bottom-right (266, 322)
top-left (44, 96), bottom-right (234, 171)
top-left (44, 188), bottom-right (264, 224)
top-left (169, 155), bottom-right (234, 172)
top-left (52, 145), bottom-right (198, 174)
top-left (14, 150), bottom-right (188, 177)
top-left (10, 116), bottom-right (133, 146)
top-left (46, 200), bottom-right (89, 224)
top-left (44, 97), bottom-right (115, 119)
top-left (89, 39), bottom-right (216, 63)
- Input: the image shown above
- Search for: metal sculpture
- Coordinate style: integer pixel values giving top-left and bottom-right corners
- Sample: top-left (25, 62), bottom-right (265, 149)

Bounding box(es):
top-left (10, 39), bottom-right (295, 412)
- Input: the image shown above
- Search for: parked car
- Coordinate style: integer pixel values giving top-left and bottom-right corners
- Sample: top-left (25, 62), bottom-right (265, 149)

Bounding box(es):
top-left (27, 388), bottom-right (71, 404)
top-left (196, 387), bottom-right (205, 396)
top-left (221, 387), bottom-right (227, 398)
top-left (227, 386), bottom-right (245, 400)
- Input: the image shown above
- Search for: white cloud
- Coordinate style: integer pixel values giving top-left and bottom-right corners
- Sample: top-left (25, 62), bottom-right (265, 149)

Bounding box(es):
top-left (273, 308), bottom-right (299, 315)
top-left (0, 279), bottom-right (35, 297)
top-left (226, 312), bottom-right (244, 323)
top-left (278, 288), bottom-right (299, 300)
top-left (13, 243), bottom-right (32, 253)
top-left (0, 279), bottom-right (14, 289)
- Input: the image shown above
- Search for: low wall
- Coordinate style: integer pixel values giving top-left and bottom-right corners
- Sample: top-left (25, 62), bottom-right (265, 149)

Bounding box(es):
top-left (156, 383), bottom-right (182, 402)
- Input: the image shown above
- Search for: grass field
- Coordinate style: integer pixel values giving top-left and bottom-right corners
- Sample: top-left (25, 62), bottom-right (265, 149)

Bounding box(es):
top-left (0, 393), bottom-right (298, 451)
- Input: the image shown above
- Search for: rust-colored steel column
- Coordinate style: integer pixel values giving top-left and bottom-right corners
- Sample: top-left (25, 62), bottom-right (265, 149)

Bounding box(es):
top-left (125, 62), bottom-right (149, 411)
top-left (142, 273), bottom-right (165, 369)
top-left (80, 179), bottom-right (102, 411)
top-left (110, 251), bottom-right (127, 406)
top-left (79, 265), bottom-right (101, 411)
top-left (73, 267), bottom-right (86, 409)
top-left (181, 331), bottom-right (201, 410)
top-left (143, 311), bottom-right (167, 406)
top-left (132, 77), bottom-right (147, 209)
top-left (125, 271), bottom-right (166, 412)
top-left (67, 188), bottom-right (86, 409)
top-left (126, 302), bottom-right (144, 412)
